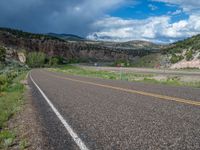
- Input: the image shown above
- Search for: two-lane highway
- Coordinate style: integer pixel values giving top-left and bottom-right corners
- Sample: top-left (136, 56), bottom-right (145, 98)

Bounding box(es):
top-left (29, 69), bottom-right (200, 149)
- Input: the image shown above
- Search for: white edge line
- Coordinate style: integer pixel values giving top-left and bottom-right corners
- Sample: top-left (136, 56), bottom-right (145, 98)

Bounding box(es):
top-left (29, 72), bottom-right (89, 150)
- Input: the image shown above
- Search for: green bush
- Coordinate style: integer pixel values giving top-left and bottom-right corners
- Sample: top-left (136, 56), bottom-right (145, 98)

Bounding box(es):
top-left (27, 52), bottom-right (46, 68)
top-left (0, 47), bottom-right (6, 63)
top-left (185, 49), bottom-right (193, 61)
top-left (49, 57), bottom-right (59, 66)
top-left (48, 56), bottom-right (68, 66)
top-left (68, 58), bottom-right (80, 64)
top-left (0, 70), bottom-right (19, 92)
top-left (0, 75), bottom-right (8, 92)
top-left (170, 54), bottom-right (184, 64)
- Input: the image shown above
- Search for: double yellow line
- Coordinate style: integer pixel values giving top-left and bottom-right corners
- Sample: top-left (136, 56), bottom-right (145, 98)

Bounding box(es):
top-left (44, 70), bottom-right (200, 106)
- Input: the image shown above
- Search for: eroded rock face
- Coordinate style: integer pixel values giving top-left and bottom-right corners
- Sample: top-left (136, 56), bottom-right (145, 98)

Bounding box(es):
top-left (0, 30), bottom-right (153, 62)
top-left (170, 60), bottom-right (200, 69)
top-left (18, 52), bottom-right (26, 63)
top-left (4, 47), bottom-right (18, 60)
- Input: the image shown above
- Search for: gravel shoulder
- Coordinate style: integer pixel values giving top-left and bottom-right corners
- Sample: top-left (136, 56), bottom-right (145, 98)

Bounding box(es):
top-left (7, 79), bottom-right (48, 150)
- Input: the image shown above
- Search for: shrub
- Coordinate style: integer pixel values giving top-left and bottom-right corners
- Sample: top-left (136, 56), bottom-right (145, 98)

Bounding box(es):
top-left (49, 57), bottom-right (59, 66)
top-left (0, 75), bottom-right (8, 92)
top-left (27, 52), bottom-right (46, 68)
top-left (185, 49), bottom-right (193, 61)
top-left (68, 58), bottom-right (80, 64)
top-left (0, 70), bottom-right (19, 92)
top-left (0, 47), bottom-right (6, 63)
top-left (170, 54), bottom-right (184, 64)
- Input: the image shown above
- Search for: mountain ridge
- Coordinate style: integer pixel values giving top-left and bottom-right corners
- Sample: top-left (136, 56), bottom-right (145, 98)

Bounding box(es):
top-left (47, 33), bottom-right (85, 41)
top-left (0, 27), bottom-right (160, 63)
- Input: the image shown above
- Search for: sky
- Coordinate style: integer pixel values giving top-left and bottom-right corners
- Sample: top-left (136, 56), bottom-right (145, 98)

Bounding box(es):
top-left (0, 0), bottom-right (200, 43)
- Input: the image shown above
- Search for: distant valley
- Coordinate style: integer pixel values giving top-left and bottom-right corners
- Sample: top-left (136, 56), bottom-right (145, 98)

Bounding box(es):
top-left (0, 27), bottom-right (200, 68)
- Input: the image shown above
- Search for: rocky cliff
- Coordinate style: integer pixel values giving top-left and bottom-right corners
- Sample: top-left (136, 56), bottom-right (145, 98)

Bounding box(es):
top-left (0, 28), bottom-right (161, 62)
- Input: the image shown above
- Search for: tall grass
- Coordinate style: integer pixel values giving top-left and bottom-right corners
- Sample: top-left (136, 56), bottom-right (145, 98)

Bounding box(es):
top-left (50, 65), bottom-right (153, 81)
top-left (0, 69), bottom-right (27, 149)
top-left (49, 65), bottom-right (200, 88)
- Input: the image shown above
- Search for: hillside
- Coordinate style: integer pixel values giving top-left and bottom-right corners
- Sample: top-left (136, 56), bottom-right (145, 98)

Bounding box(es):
top-left (0, 27), bottom-right (62, 41)
top-left (47, 33), bottom-right (85, 41)
top-left (0, 27), bottom-right (161, 63)
top-left (165, 34), bottom-right (200, 54)
top-left (163, 34), bottom-right (200, 69)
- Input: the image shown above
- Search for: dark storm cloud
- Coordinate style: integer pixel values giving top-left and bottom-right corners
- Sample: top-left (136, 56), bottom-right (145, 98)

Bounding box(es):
top-left (0, 0), bottom-right (125, 36)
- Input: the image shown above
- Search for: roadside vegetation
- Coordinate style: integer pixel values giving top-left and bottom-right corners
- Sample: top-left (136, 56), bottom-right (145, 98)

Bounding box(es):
top-left (0, 46), bottom-right (28, 149)
top-left (27, 52), bottom-right (46, 68)
top-left (49, 65), bottom-right (200, 88)
top-left (0, 47), bottom-right (66, 149)
top-left (0, 69), bottom-right (28, 149)
top-left (26, 51), bottom-right (69, 68)
top-left (49, 65), bottom-right (153, 80)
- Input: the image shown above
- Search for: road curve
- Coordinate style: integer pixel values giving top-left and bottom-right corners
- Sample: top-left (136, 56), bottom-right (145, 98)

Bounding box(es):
top-left (29, 69), bottom-right (200, 150)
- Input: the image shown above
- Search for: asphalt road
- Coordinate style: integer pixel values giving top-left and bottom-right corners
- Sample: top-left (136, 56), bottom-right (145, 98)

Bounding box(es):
top-left (29, 69), bottom-right (200, 150)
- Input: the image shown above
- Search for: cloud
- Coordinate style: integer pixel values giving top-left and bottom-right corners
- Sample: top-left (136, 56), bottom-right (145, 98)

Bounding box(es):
top-left (168, 10), bottom-right (182, 15)
top-left (148, 4), bottom-right (158, 11)
top-left (1, 0), bottom-right (200, 43)
top-left (87, 15), bottom-right (200, 43)
top-left (0, 0), bottom-right (128, 36)
top-left (152, 0), bottom-right (200, 13)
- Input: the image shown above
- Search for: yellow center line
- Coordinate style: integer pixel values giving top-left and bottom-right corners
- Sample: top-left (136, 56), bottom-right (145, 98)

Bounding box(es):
top-left (43, 70), bottom-right (200, 106)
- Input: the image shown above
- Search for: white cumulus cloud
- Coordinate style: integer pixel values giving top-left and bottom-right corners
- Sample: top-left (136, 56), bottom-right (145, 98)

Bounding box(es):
top-left (87, 14), bottom-right (200, 43)
top-left (152, 0), bottom-right (200, 13)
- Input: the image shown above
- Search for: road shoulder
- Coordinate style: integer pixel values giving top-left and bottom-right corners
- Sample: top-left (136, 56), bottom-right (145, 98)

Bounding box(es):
top-left (7, 79), bottom-right (48, 150)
